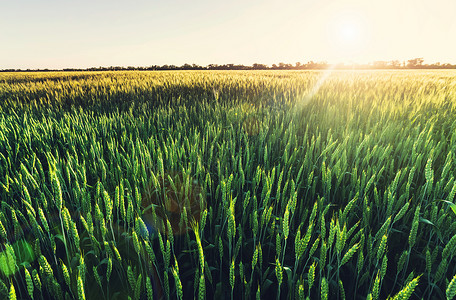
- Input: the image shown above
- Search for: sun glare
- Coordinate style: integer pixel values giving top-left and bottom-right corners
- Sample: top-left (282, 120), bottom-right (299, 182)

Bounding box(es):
top-left (334, 19), bottom-right (363, 50)
top-left (339, 22), bottom-right (360, 43)
top-left (327, 10), bottom-right (368, 62)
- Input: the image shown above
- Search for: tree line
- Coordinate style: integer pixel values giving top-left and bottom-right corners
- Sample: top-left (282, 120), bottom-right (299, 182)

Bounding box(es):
top-left (2, 58), bottom-right (455, 72)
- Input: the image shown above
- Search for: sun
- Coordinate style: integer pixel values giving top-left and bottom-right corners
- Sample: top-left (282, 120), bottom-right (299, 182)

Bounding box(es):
top-left (334, 19), bottom-right (363, 51)
top-left (328, 12), bottom-right (368, 62)
top-left (339, 22), bottom-right (360, 44)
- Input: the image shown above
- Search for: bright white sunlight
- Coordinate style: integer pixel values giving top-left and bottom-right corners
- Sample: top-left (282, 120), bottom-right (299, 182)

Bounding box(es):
top-left (1, 1), bottom-right (456, 300)
top-left (330, 18), bottom-right (365, 61)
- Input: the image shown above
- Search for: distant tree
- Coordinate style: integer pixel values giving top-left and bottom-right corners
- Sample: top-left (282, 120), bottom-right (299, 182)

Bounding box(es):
top-left (389, 60), bottom-right (401, 68)
top-left (407, 58), bottom-right (424, 68)
top-left (305, 61), bottom-right (316, 69)
top-left (252, 63), bottom-right (267, 70)
top-left (278, 62), bottom-right (292, 69)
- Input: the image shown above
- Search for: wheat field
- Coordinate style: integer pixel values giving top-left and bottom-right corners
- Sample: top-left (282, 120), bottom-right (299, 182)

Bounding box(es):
top-left (1, 70), bottom-right (456, 299)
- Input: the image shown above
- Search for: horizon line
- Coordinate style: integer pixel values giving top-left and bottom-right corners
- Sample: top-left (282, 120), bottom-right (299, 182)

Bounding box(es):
top-left (2, 59), bottom-right (456, 72)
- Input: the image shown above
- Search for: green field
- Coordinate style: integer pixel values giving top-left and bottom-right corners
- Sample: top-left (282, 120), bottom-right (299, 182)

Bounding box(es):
top-left (1, 70), bottom-right (456, 299)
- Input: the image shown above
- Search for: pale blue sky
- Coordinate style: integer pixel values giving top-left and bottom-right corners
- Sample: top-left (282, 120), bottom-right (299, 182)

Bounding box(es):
top-left (1, 0), bottom-right (455, 69)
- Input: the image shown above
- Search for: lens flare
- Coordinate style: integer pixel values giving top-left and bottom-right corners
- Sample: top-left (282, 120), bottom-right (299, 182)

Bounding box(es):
top-left (242, 116), bottom-right (261, 136)
top-left (298, 66), bottom-right (335, 108)
top-left (141, 171), bottom-right (206, 236)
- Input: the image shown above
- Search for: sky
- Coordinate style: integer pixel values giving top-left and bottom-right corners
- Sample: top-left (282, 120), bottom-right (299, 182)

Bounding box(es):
top-left (1, 0), bottom-right (455, 69)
